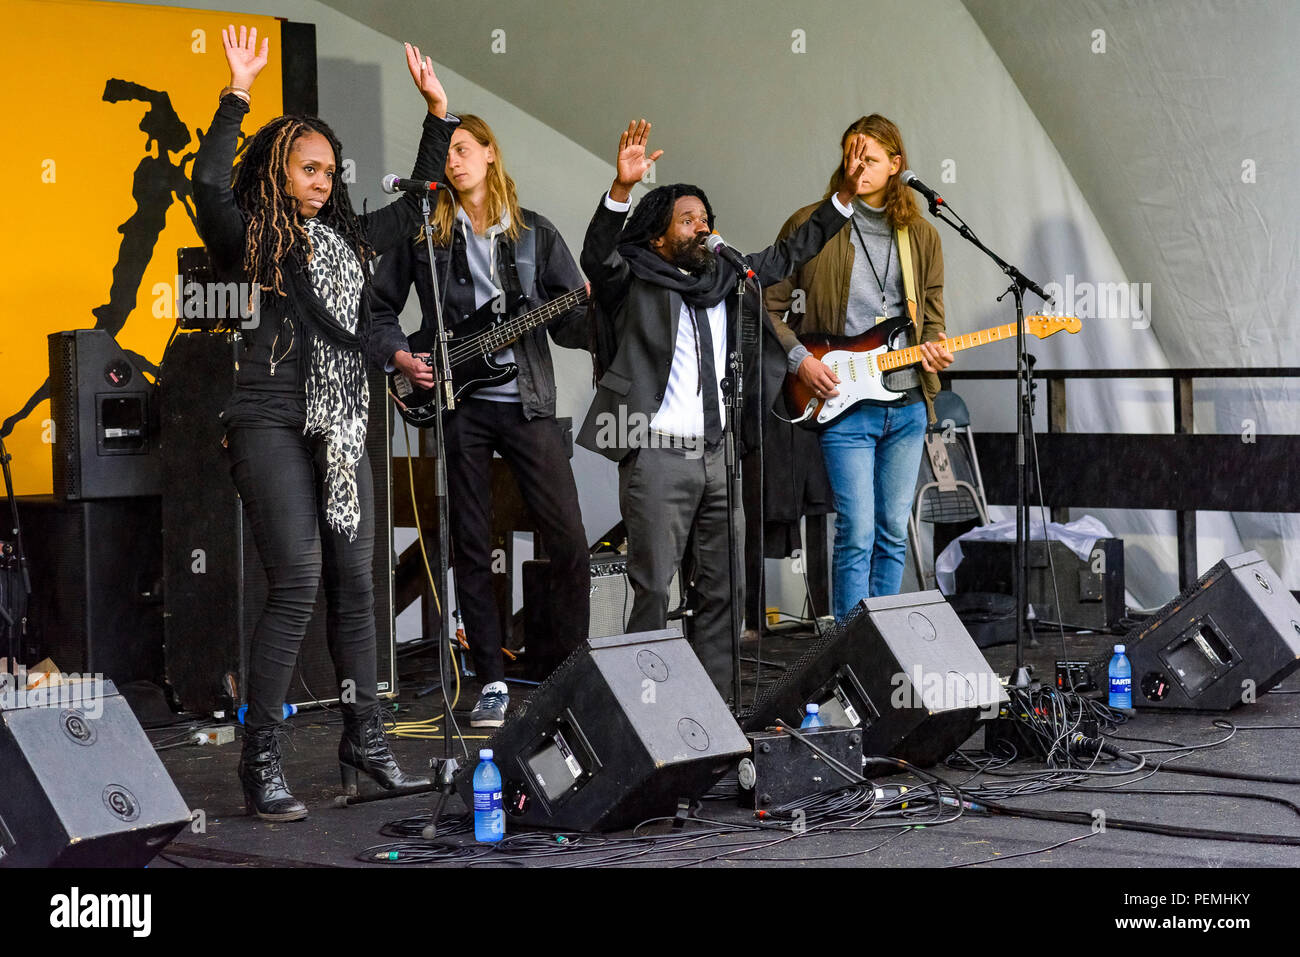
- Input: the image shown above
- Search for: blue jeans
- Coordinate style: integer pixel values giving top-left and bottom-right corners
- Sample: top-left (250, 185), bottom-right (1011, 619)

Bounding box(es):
top-left (819, 401), bottom-right (927, 621)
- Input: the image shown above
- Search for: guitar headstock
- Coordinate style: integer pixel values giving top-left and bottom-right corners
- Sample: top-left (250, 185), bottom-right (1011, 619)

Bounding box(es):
top-left (1025, 315), bottom-right (1082, 338)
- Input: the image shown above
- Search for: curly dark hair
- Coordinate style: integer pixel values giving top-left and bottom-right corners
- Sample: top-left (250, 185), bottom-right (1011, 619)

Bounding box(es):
top-left (230, 114), bottom-right (372, 296)
top-left (618, 183), bottom-right (715, 249)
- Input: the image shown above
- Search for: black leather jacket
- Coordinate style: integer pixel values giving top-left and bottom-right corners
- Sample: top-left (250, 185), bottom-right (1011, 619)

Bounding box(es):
top-left (369, 208), bottom-right (589, 420)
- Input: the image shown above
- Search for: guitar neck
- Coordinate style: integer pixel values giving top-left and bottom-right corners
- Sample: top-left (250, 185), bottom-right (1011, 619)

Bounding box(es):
top-left (875, 321), bottom-right (1022, 371)
top-left (476, 288), bottom-right (589, 352)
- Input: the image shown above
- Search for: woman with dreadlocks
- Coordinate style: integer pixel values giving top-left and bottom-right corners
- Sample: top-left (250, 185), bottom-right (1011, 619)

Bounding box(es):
top-left (575, 120), bottom-right (869, 699)
top-left (192, 25), bottom-right (456, 820)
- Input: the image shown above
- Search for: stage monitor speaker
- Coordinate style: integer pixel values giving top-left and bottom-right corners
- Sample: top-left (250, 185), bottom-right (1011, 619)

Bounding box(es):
top-left (743, 590), bottom-right (1006, 767)
top-left (1125, 550), bottom-right (1300, 710)
top-left (48, 329), bottom-right (160, 501)
top-left (15, 495), bottom-right (163, 686)
top-left (455, 630), bottom-right (749, 832)
top-left (158, 330), bottom-right (396, 715)
top-left (0, 680), bottom-right (191, 867)
top-left (522, 556), bottom-right (681, 680)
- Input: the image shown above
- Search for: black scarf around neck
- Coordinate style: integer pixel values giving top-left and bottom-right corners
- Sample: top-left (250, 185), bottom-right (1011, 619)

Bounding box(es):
top-left (617, 243), bottom-right (738, 308)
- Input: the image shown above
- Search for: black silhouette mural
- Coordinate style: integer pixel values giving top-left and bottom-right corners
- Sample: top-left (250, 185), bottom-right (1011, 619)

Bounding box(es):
top-left (2, 79), bottom-right (209, 439)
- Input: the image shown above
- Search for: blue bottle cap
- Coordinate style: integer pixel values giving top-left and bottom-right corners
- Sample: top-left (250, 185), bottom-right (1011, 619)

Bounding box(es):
top-left (1114, 644), bottom-right (1126, 653)
top-left (806, 703), bottom-right (819, 714)
top-left (479, 749), bottom-right (494, 760)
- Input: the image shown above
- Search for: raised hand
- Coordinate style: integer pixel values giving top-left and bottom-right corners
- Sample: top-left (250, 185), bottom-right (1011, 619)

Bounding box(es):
top-left (610, 120), bottom-right (664, 202)
top-left (405, 43), bottom-right (447, 117)
top-left (835, 134), bottom-right (872, 205)
top-left (221, 24), bottom-right (269, 91)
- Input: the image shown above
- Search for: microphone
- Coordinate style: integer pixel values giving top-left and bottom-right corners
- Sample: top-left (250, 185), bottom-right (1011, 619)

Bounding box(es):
top-left (381, 174), bottom-right (449, 194)
top-left (901, 170), bottom-right (944, 207)
top-left (704, 233), bottom-right (755, 280)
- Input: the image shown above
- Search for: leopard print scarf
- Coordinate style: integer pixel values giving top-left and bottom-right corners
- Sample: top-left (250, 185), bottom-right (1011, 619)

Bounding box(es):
top-left (302, 218), bottom-right (367, 540)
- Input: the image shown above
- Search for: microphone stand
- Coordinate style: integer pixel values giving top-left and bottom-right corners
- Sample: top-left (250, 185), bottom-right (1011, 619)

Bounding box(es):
top-left (342, 194), bottom-right (463, 810)
top-left (420, 192), bottom-right (464, 779)
top-left (723, 269), bottom-right (765, 713)
top-left (722, 274), bottom-right (746, 712)
top-left (922, 195), bottom-right (1051, 687)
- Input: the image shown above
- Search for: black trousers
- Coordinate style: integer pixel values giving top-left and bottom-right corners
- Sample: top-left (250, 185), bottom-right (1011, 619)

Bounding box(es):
top-left (226, 425), bottom-right (379, 731)
top-left (444, 399), bottom-right (589, 684)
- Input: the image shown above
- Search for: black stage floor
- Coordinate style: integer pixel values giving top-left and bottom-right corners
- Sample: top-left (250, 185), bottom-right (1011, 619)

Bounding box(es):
top-left (147, 624), bottom-right (1300, 872)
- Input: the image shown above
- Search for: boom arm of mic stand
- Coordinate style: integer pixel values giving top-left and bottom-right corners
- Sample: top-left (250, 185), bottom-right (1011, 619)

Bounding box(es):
top-left (927, 200), bottom-right (1053, 305)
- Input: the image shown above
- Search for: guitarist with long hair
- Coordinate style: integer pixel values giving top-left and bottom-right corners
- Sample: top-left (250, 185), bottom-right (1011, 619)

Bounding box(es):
top-left (766, 115), bottom-right (954, 620)
top-left (371, 114), bottom-right (590, 728)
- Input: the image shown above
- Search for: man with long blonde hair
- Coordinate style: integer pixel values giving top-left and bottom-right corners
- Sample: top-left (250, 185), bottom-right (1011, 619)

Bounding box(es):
top-left (767, 115), bottom-right (954, 620)
top-left (372, 114), bottom-right (590, 728)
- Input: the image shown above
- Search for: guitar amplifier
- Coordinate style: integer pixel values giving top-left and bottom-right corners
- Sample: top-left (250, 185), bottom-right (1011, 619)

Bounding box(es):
top-left (955, 538), bottom-right (1125, 631)
top-left (523, 556), bottom-right (680, 681)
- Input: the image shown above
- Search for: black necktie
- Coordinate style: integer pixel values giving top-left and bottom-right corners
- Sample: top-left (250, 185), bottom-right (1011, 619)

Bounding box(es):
top-left (691, 305), bottom-right (723, 445)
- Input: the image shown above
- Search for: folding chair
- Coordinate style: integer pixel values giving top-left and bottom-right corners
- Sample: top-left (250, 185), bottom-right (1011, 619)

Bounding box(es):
top-left (909, 389), bottom-right (990, 590)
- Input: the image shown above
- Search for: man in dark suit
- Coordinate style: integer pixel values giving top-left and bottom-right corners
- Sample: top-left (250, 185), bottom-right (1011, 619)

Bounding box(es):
top-left (577, 120), bottom-right (870, 697)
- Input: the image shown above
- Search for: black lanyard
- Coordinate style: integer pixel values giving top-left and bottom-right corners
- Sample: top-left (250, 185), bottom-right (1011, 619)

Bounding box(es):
top-left (851, 215), bottom-right (892, 317)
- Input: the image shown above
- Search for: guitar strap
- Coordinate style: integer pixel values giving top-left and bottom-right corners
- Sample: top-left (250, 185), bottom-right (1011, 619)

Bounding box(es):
top-left (512, 220), bottom-right (539, 306)
top-left (896, 224), bottom-right (919, 335)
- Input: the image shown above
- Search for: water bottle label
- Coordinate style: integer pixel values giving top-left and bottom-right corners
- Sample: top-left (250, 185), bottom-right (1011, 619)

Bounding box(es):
top-left (473, 790), bottom-right (502, 812)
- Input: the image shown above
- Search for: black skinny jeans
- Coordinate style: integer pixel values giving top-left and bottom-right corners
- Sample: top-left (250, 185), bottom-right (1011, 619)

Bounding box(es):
top-left (444, 398), bottom-right (589, 684)
top-left (226, 425), bottom-right (379, 731)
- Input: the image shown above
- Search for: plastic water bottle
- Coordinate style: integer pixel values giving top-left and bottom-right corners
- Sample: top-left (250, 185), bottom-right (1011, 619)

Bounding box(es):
top-left (1108, 644), bottom-right (1132, 709)
top-left (473, 749), bottom-right (505, 843)
top-left (236, 702), bottom-right (297, 725)
top-left (800, 703), bottom-right (825, 729)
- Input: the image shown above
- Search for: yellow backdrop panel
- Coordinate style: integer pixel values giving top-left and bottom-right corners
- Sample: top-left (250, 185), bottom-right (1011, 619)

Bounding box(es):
top-left (0, 1), bottom-right (284, 494)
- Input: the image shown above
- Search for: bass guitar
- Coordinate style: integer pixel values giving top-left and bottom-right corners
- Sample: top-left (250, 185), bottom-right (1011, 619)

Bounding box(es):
top-left (390, 285), bottom-right (588, 428)
top-left (785, 314), bottom-right (1081, 430)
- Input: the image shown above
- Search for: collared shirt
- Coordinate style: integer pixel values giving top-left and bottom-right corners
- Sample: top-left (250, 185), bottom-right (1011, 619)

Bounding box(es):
top-left (602, 192), bottom-right (726, 440)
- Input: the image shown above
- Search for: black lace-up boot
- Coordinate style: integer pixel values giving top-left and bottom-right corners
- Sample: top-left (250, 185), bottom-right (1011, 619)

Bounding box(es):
top-left (339, 707), bottom-right (432, 795)
top-left (239, 726), bottom-right (308, 821)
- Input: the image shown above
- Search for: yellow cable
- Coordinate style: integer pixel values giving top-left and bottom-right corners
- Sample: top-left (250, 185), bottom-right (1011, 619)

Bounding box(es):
top-left (403, 419), bottom-right (441, 616)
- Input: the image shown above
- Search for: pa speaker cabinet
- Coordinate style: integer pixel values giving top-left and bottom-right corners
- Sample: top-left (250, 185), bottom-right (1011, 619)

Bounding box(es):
top-left (48, 329), bottom-right (160, 501)
top-left (1125, 551), bottom-right (1300, 710)
top-left (15, 495), bottom-right (163, 686)
top-left (744, 591), bottom-right (1006, 767)
top-left (0, 681), bottom-right (191, 867)
top-left (955, 538), bottom-right (1125, 630)
top-left (457, 630), bottom-right (749, 832)
top-left (159, 331), bottom-right (396, 715)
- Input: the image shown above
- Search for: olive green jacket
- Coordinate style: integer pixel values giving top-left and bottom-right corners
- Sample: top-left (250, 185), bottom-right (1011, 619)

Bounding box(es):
top-left (764, 201), bottom-right (946, 423)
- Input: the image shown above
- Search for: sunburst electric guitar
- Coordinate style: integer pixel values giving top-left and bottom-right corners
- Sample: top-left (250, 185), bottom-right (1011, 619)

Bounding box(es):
top-left (785, 314), bottom-right (1082, 430)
